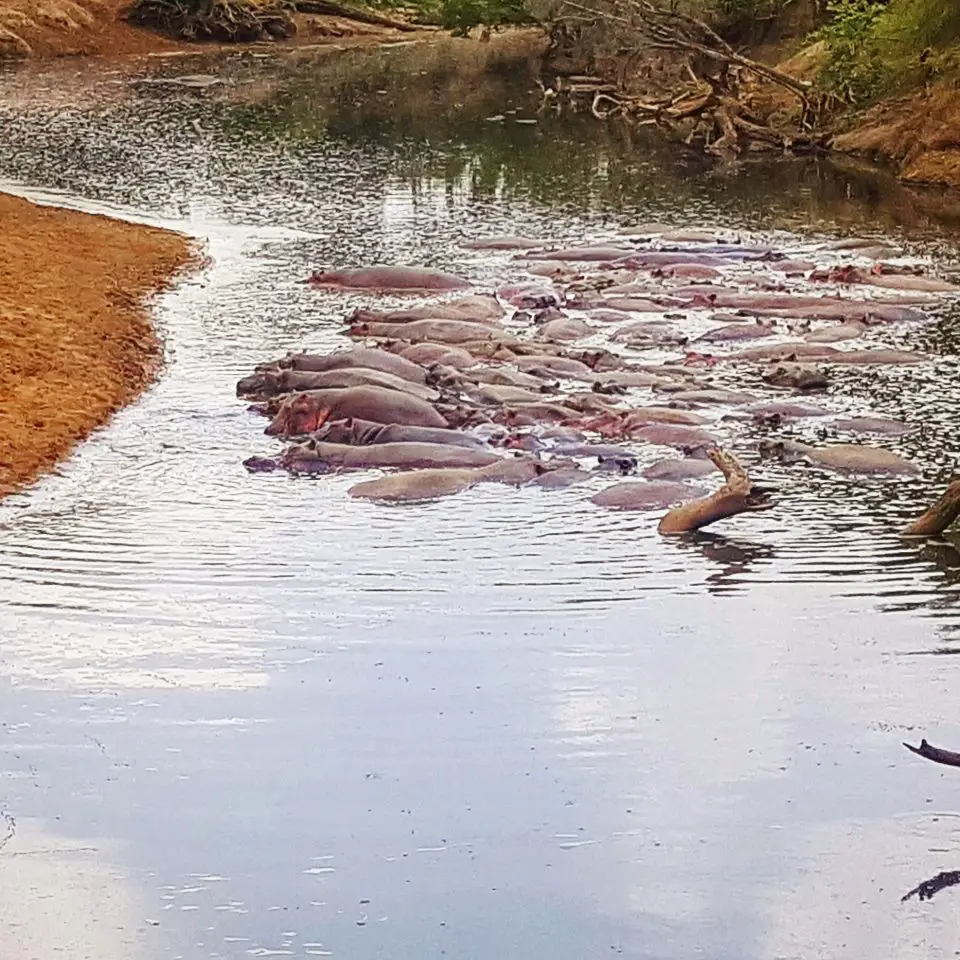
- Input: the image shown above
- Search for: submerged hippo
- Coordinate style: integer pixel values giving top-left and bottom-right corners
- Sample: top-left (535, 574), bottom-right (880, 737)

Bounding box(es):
top-left (281, 440), bottom-right (500, 472)
top-left (762, 362), bottom-right (829, 391)
top-left (349, 295), bottom-right (503, 323)
top-left (395, 342), bottom-right (477, 370)
top-left (237, 367), bottom-right (439, 402)
top-left (308, 266), bottom-right (470, 293)
top-left (538, 317), bottom-right (593, 342)
top-left (591, 480), bottom-right (706, 510)
top-left (265, 347), bottom-right (428, 384)
top-left (632, 424), bottom-right (719, 450)
top-left (696, 323), bottom-right (776, 343)
top-left (347, 457), bottom-right (558, 501)
top-left (759, 439), bottom-right (919, 475)
top-left (265, 387), bottom-right (448, 436)
top-left (643, 458), bottom-right (721, 481)
top-left (314, 417), bottom-right (486, 448)
top-left (351, 319), bottom-right (516, 345)
top-left (830, 416), bottom-right (913, 437)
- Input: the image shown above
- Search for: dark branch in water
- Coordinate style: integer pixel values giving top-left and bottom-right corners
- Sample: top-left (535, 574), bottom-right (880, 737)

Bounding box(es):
top-left (902, 480), bottom-right (960, 538)
top-left (903, 739), bottom-right (960, 768)
top-left (902, 870), bottom-right (960, 903)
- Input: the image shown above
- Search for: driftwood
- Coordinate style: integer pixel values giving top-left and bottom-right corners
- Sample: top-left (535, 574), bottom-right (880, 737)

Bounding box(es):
top-left (128, 0), bottom-right (419, 42)
top-left (902, 870), bottom-right (960, 903)
top-left (903, 739), bottom-right (960, 768)
top-left (545, 0), bottom-right (827, 158)
top-left (294, 0), bottom-right (421, 31)
top-left (658, 448), bottom-right (774, 536)
top-left (903, 480), bottom-right (960, 537)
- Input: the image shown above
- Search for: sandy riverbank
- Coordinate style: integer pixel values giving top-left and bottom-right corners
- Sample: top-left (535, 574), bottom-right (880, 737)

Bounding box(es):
top-left (0, 193), bottom-right (194, 497)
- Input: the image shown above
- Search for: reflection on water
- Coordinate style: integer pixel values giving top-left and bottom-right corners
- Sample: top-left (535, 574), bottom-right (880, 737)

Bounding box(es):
top-left (1, 37), bottom-right (960, 959)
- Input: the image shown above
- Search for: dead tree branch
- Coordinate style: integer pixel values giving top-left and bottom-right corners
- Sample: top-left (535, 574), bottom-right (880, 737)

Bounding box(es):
top-left (658, 448), bottom-right (775, 535)
top-left (903, 480), bottom-right (960, 537)
top-left (903, 739), bottom-right (960, 768)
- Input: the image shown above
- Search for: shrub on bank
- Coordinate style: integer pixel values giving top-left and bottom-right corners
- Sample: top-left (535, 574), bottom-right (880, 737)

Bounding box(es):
top-left (816, 0), bottom-right (960, 106)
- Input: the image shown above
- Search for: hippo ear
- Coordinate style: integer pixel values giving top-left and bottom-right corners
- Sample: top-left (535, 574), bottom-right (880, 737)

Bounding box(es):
top-left (342, 417), bottom-right (354, 428)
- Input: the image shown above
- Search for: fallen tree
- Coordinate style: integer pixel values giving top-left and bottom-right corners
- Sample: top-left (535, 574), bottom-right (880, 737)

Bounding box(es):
top-left (541, 0), bottom-right (828, 157)
top-left (127, 0), bottom-right (420, 42)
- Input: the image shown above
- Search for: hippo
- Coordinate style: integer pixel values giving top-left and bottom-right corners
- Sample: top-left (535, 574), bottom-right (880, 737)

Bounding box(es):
top-left (347, 457), bottom-right (557, 501)
top-left (613, 321), bottom-right (687, 345)
top-left (495, 402), bottom-right (580, 425)
top-left (308, 266), bottom-right (470, 293)
top-left (632, 424), bottom-right (719, 450)
top-left (643, 458), bottom-right (721, 481)
top-left (696, 323), bottom-right (776, 343)
top-left (526, 246), bottom-right (635, 262)
top-left (762, 363), bottom-right (829, 391)
top-left (515, 355), bottom-right (595, 380)
top-left (587, 309), bottom-right (633, 324)
top-left (758, 438), bottom-right (919, 475)
top-left (598, 297), bottom-right (679, 313)
top-left (591, 480), bottom-right (706, 510)
top-left (846, 271), bottom-right (960, 294)
top-left (497, 282), bottom-right (561, 310)
top-left (824, 348), bottom-right (927, 365)
top-left (772, 259), bottom-right (816, 275)
top-left (265, 387), bottom-right (449, 437)
top-left (538, 317), bottom-right (593, 342)
top-left (723, 343), bottom-right (839, 363)
top-left (237, 367), bottom-right (439, 402)
top-left (470, 366), bottom-right (552, 390)
top-left (584, 408), bottom-right (708, 438)
top-left (805, 321), bottom-right (867, 343)
top-left (830, 416), bottom-right (913, 437)
top-left (655, 264), bottom-right (723, 281)
top-left (625, 252), bottom-right (728, 267)
top-left (395, 342), bottom-right (477, 370)
top-left (313, 417), bottom-right (486, 448)
top-left (351, 320), bottom-right (516, 345)
top-left (746, 303), bottom-right (928, 323)
top-left (348, 295), bottom-right (504, 324)
top-left (662, 389), bottom-right (757, 406)
top-left (266, 347), bottom-right (428, 384)
top-left (593, 371), bottom-right (676, 389)
top-left (463, 236), bottom-right (544, 250)
top-left (281, 439), bottom-right (500, 472)
top-left (470, 384), bottom-right (550, 406)
top-left (746, 401), bottom-right (830, 421)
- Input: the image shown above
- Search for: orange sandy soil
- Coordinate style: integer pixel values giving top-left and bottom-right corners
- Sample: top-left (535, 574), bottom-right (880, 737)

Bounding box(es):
top-left (0, 0), bottom-right (425, 59)
top-left (831, 84), bottom-right (960, 189)
top-left (0, 194), bottom-right (194, 496)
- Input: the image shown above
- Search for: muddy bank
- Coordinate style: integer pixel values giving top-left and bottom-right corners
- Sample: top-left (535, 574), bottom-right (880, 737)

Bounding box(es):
top-left (0, 193), bottom-right (193, 496)
top-left (832, 85), bottom-right (960, 190)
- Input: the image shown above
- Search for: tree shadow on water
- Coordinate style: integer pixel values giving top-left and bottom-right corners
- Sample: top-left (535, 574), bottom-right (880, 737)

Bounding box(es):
top-left (671, 531), bottom-right (776, 596)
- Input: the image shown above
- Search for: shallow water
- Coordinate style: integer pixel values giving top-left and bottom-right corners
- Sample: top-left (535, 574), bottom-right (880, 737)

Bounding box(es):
top-left (3, 40), bottom-right (960, 960)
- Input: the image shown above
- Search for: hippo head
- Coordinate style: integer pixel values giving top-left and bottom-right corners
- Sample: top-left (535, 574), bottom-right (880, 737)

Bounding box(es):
top-left (757, 439), bottom-right (809, 464)
top-left (313, 417), bottom-right (353, 444)
top-left (265, 394), bottom-right (330, 437)
top-left (237, 369), bottom-right (285, 400)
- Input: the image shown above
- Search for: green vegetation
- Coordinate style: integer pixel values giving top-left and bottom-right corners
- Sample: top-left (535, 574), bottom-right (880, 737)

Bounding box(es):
top-left (816, 0), bottom-right (960, 105)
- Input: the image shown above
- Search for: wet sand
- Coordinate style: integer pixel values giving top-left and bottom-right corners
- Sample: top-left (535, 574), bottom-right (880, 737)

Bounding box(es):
top-left (0, 193), bottom-right (193, 496)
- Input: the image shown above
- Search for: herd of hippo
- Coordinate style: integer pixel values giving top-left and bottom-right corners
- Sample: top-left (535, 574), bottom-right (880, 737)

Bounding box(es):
top-left (239, 227), bottom-right (960, 536)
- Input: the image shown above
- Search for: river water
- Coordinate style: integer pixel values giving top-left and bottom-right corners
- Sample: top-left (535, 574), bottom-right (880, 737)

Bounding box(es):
top-left (2, 38), bottom-right (960, 960)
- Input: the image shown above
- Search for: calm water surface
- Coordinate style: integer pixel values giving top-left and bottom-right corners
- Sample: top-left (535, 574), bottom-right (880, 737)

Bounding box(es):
top-left (2, 40), bottom-right (960, 960)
